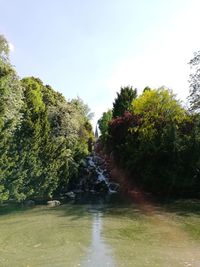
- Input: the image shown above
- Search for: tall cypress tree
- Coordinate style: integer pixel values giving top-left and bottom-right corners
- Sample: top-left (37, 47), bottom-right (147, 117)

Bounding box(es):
top-left (112, 86), bottom-right (137, 118)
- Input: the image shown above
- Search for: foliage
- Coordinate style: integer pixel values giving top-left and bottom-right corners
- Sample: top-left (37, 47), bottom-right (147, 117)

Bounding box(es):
top-left (0, 36), bottom-right (94, 201)
top-left (132, 87), bottom-right (187, 139)
top-left (0, 35), bottom-right (9, 63)
top-left (0, 38), bottom-right (23, 133)
top-left (189, 51), bottom-right (200, 112)
top-left (112, 86), bottom-right (137, 118)
top-left (71, 97), bottom-right (94, 120)
top-left (0, 35), bottom-right (23, 201)
top-left (98, 109), bottom-right (112, 142)
top-left (105, 87), bottom-right (200, 197)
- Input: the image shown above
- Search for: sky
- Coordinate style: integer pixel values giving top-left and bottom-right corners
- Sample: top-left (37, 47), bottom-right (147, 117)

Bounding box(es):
top-left (0, 0), bottom-right (200, 128)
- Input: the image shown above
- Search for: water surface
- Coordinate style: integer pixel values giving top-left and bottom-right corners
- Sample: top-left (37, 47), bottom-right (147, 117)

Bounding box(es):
top-left (0, 202), bottom-right (200, 267)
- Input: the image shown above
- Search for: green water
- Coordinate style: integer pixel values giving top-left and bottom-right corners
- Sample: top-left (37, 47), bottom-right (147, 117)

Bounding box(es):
top-left (0, 201), bottom-right (200, 267)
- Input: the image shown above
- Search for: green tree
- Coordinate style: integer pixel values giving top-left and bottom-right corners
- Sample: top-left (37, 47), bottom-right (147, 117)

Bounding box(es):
top-left (106, 87), bottom-right (198, 197)
top-left (71, 97), bottom-right (94, 121)
top-left (0, 35), bottom-right (94, 202)
top-left (98, 109), bottom-right (112, 142)
top-left (0, 35), bottom-right (23, 201)
top-left (112, 86), bottom-right (137, 118)
top-left (6, 77), bottom-right (48, 200)
top-left (4, 76), bottom-right (94, 201)
top-left (188, 51), bottom-right (200, 112)
top-left (132, 87), bottom-right (187, 139)
top-left (0, 35), bottom-right (23, 133)
top-left (0, 35), bottom-right (9, 63)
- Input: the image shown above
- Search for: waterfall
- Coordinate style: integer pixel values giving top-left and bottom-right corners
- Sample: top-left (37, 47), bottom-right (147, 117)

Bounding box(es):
top-left (65, 154), bottom-right (120, 202)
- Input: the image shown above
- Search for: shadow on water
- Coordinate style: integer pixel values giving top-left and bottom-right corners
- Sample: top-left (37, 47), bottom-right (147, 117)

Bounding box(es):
top-left (1, 195), bottom-right (200, 220)
top-left (1, 196), bottom-right (200, 267)
top-left (0, 192), bottom-right (128, 220)
top-left (0, 196), bottom-right (119, 267)
top-left (0, 202), bottom-right (31, 216)
top-left (161, 199), bottom-right (200, 217)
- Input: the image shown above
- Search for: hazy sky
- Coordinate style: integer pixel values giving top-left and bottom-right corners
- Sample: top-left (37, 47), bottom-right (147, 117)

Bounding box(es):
top-left (0, 0), bottom-right (200, 127)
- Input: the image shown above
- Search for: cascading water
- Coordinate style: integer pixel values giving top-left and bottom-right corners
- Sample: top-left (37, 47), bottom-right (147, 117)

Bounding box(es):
top-left (65, 154), bottom-right (120, 202)
top-left (83, 155), bottom-right (119, 194)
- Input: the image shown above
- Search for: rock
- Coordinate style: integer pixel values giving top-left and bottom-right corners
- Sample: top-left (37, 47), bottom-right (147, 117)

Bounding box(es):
top-left (93, 155), bottom-right (105, 166)
top-left (47, 200), bottom-right (61, 207)
top-left (109, 182), bottom-right (120, 192)
top-left (89, 189), bottom-right (95, 194)
top-left (65, 192), bottom-right (76, 198)
top-left (73, 189), bottom-right (84, 194)
top-left (87, 157), bottom-right (96, 167)
top-left (94, 181), bottom-right (109, 193)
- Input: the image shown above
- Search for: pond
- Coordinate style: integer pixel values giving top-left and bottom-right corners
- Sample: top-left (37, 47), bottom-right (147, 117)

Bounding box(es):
top-left (0, 201), bottom-right (200, 267)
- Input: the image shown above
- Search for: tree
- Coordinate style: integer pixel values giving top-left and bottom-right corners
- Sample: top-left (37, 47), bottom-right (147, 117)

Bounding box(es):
top-left (0, 34), bottom-right (95, 202)
top-left (0, 35), bottom-right (9, 63)
top-left (98, 110), bottom-right (112, 142)
top-left (0, 35), bottom-right (23, 133)
top-left (0, 35), bottom-right (23, 201)
top-left (6, 77), bottom-right (48, 200)
top-left (129, 88), bottom-right (189, 194)
top-left (0, 73), bottom-right (94, 201)
top-left (189, 51), bottom-right (200, 112)
top-left (132, 87), bottom-right (187, 139)
top-left (105, 87), bottom-right (199, 197)
top-left (112, 86), bottom-right (137, 118)
top-left (70, 97), bottom-right (94, 121)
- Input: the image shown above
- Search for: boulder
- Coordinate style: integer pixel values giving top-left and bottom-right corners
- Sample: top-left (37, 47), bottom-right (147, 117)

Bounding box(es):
top-left (47, 200), bottom-right (61, 207)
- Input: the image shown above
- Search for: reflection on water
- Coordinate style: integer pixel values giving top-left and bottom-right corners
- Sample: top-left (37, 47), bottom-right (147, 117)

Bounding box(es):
top-left (0, 203), bottom-right (200, 267)
top-left (82, 209), bottom-right (116, 267)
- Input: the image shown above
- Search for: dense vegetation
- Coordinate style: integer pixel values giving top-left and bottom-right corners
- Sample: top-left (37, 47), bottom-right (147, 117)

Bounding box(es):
top-left (1, 32), bottom-right (199, 201)
top-left (98, 57), bottom-right (200, 197)
top-left (0, 35), bottom-right (94, 202)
